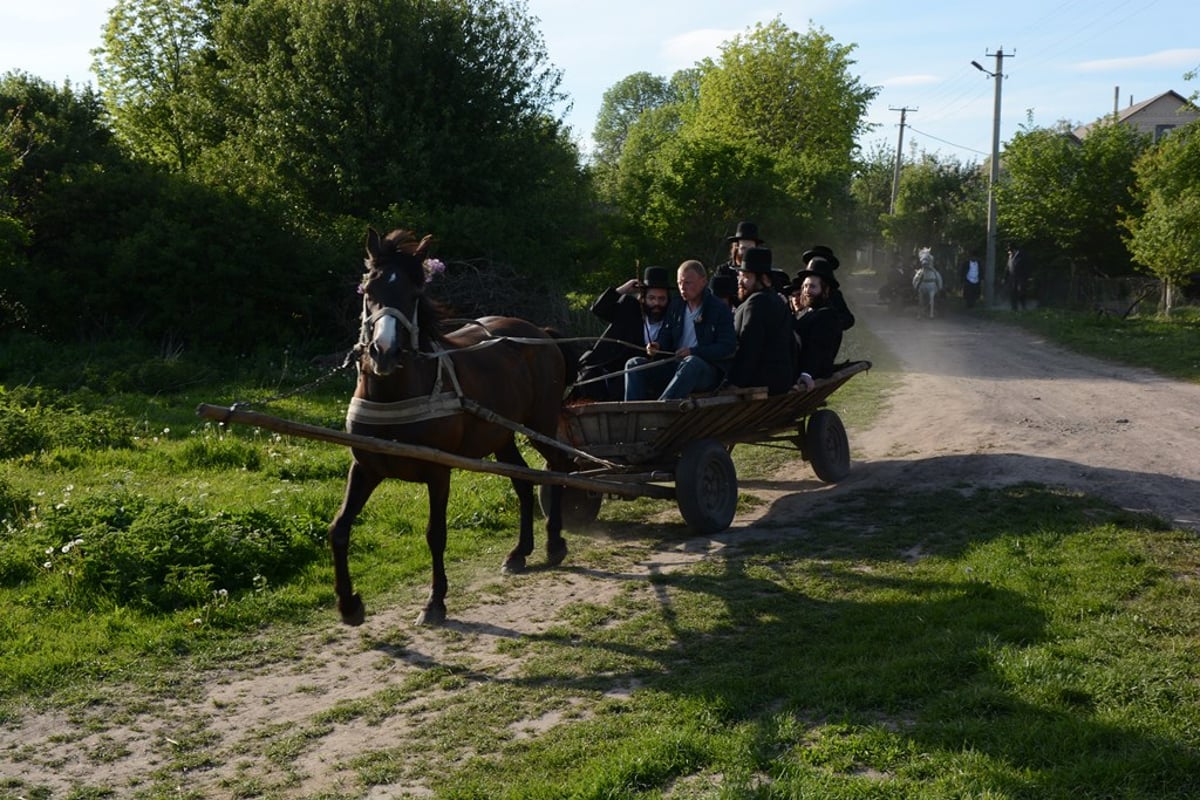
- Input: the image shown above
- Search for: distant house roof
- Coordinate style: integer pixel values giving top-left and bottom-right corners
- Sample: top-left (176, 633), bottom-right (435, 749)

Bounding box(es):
top-left (1072, 89), bottom-right (1199, 142)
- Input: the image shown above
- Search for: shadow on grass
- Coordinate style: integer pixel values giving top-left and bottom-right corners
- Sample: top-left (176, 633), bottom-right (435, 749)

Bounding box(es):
top-left (370, 481), bottom-right (1200, 797)
top-left (753, 449), bottom-right (1200, 536)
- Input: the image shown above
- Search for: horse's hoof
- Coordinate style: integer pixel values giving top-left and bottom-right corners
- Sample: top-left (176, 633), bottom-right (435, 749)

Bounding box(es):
top-left (502, 556), bottom-right (526, 574)
top-left (416, 604), bottom-right (446, 626)
top-left (339, 593), bottom-right (365, 626)
top-left (546, 541), bottom-right (568, 567)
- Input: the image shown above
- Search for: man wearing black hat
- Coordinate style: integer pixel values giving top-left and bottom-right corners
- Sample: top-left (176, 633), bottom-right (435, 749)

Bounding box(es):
top-left (715, 220), bottom-right (764, 279)
top-left (788, 256), bottom-right (844, 392)
top-left (576, 266), bottom-right (674, 401)
top-left (801, 245), bottom-right (855, 331)
top-left (624, 260), bottom-right (736, 401)
top-left (725, 247), bottom-right (795, 395)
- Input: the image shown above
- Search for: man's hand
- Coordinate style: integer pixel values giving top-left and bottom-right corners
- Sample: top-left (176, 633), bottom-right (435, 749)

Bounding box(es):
top-left (646, 341), bottom-right (660, 356)
top-left (675, 347), bottom-right (692, 358)
top-left (792, 372), bottom-right (815, 392)
top-left (616, 279), bottom-right (640, 296)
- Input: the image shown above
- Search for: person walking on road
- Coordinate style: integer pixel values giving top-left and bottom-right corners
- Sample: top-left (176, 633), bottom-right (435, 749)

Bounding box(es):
top-left (1006, 243), bottom-right (1030, 310)
top-left (912, 247), bottom-right (943, 319)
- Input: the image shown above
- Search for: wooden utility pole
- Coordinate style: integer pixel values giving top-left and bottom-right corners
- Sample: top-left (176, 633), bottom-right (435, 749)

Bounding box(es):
top-left (888, 106), bottom-right (917, 213)
top-left (973, 48), bottom-right (1014, 307)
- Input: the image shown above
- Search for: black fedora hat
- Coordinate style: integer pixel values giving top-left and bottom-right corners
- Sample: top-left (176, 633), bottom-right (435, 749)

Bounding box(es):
top-left (793, 256), bottom-right (840, 290)
top-left (802, 244), bottom-right (840, 270)
top-left (769, 269), bottom-right (791, 293)
top-left (737, 246), bottom-right (772, 274)
top-left (711, 273), bottom-right (738, 300)
top-left (725, 220), bottom-right (764, 244)
top-left (641, 265), bottom-right (672, 290)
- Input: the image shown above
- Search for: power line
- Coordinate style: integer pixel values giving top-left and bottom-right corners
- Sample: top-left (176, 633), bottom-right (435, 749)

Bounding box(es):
top-left (906, 126), bottom-right (989, 157)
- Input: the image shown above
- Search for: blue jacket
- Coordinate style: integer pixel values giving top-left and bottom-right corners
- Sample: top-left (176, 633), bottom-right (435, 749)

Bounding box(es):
top-left (657, 289), bottom-right (736, 372)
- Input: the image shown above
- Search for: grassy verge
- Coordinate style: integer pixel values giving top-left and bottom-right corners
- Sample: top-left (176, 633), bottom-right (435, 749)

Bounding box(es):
top-left (10, 485), bottom-right (1194, 799)
top-left (991, 306), bottom-right (1200, 382)
top-left (396, 488), bottom-right (1199, 800)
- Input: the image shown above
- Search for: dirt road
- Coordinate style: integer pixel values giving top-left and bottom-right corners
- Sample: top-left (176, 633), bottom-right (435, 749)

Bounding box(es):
top-left (764, 288), bottom-right (1200, 533)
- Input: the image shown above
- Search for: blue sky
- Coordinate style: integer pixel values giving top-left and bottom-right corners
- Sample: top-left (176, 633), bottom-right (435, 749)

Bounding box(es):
top-left (3, 0), bottom-right (1198, 164)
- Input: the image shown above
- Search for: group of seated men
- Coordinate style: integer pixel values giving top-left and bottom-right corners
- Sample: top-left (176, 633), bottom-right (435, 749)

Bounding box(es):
top-left (574, 221), bottom-right (855, 402)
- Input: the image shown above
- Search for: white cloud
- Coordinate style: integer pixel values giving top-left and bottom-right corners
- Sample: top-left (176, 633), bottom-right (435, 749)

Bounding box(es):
top-left (1073, 48), bottom-right (1200, 73)
top-left (660, 28), bottom-right (740, 71)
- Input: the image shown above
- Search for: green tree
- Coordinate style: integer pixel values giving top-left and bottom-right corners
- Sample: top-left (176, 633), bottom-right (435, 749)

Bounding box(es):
top-left (0, 108), bottom-right (32, 331)
top-left (849, 143), bottom-right (894, 248)
top-left (884, 152), bottom-right (987, 261)
top-left (593, 72), bottom-right (673, 169)
top-left (595, 19), bottom-right (876, 269)
top-left (189, 0), bottom-right (588, 273)
top-left (1, 73), bottom-right (124, 334)
top-left (1124, 121), bottom-right (1200, 310)
top-left (93, 0), bottom-right (215, 171)
top-left (688, 17), bottom-right (877, 242)
top-left (997, 120), bottom-right (1149, 276)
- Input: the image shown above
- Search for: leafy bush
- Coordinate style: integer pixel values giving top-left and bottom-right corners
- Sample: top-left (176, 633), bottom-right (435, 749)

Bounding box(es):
top-left (0, 476), bottom-right (30, 524)
top-left (31, 493), bottom-right (324, 613)
top-left (0, 391), bottom-right (135, 459)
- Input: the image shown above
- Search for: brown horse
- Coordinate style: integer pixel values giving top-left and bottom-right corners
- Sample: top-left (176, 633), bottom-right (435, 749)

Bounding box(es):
top-left (328, 228), bottom-right (568, 626)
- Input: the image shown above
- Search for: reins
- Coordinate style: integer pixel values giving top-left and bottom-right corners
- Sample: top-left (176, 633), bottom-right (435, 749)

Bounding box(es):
top-left (358, 302), bottom-right (623, 470)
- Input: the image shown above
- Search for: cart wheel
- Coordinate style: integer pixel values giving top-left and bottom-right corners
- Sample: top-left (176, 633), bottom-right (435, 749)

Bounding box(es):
top-left (539, 484), bottom-right (602, 530)
top-left (804, 409), bottom-right (850, 483)
top-left (675, 438), bottom-right (738, 535)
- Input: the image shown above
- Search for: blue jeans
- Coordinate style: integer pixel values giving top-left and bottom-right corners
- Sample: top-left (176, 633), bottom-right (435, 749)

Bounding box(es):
top-left (624, 355), bottom-right (722, 401)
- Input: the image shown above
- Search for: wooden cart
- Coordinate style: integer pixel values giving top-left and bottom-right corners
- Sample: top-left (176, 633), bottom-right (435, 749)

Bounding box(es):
top-left (545, 360), bottom-right (870, 534)
top-left (196, 360), bottom-right (870, 537)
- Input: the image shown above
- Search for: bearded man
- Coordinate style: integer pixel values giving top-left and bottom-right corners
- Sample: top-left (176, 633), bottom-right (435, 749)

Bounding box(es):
top-left (576, 266), bottom-right (674, 401)
top-left (788, 256), bottom-right (845, 393)
top-left (725, 246), bottom-right (795, 395)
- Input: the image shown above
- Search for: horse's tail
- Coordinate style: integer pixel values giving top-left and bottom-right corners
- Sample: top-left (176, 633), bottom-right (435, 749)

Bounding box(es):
top-left (542, 326), bottom-right (582, 391)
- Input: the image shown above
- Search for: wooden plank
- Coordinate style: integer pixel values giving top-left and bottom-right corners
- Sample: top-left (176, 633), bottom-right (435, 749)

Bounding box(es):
top-left (194, 404), bottom-right (676, 500)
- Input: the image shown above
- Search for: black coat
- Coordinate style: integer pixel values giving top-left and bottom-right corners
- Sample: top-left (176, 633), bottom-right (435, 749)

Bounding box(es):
top-left (727, 290), bottom-right (795, 394)
top-left (829, 288), bottom-right (856, 331)
top-left (794, 305), bottom-right (843, 380)
top-left (578, 288), bottom-right (654, 373)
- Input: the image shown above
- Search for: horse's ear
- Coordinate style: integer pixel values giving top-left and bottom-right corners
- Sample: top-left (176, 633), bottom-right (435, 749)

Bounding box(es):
top-left (415, 234), bottom-right (434, 259)
top-left (366, 227), bottom-right (383, 258)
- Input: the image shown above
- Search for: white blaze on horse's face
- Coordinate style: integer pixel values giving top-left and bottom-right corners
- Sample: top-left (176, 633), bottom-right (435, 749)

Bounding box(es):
top-left (364, 270), bottom-right (404, 375)
top-left (370, 313), bottom-right (399, 370)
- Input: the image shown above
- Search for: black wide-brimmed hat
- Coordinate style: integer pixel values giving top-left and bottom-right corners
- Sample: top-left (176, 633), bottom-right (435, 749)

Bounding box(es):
top-left (711, 273), bottom-right (738, 300)
top-left (641, 265), bottom-right (672, 290)
top-left (802, 244), bottom-right (840, 270)
top-left (793, 256), bottom-right (840, 290)
top-left (725, 220), bottom-right (764, 244)
top-left (737, 246), bottom-right (772, 274)
top-left (769, 269), bottom-right (791, 293)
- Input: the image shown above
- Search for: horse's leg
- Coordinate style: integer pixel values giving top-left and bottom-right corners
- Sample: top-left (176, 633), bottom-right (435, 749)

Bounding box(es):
top-left (495, 439), bottom-right (535, 574)
top-left (328, 460), bottom-right (383, 626)
top-left (495, 441), bottom-right (568, 573)
top-left (417, 469), bottom-right (451, 626)
top-left (542, 481), bottom-right (567, 567)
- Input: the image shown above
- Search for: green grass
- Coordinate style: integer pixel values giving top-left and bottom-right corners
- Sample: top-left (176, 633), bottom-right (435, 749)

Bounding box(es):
top-left (994, 306), bottom-right (1200, 382)
top-left (3, 320), bottom-right (1199, 798)
top-left (394, 487), bottom-right (1200, 800)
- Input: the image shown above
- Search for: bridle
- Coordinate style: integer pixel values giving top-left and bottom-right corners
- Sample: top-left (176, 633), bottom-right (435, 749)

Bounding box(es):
top-left (360, 302), bottom-right (421, 355)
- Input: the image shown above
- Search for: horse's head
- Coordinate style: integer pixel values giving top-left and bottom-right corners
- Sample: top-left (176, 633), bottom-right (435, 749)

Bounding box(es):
top-left (359, 227), bottom-right (436, 376)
